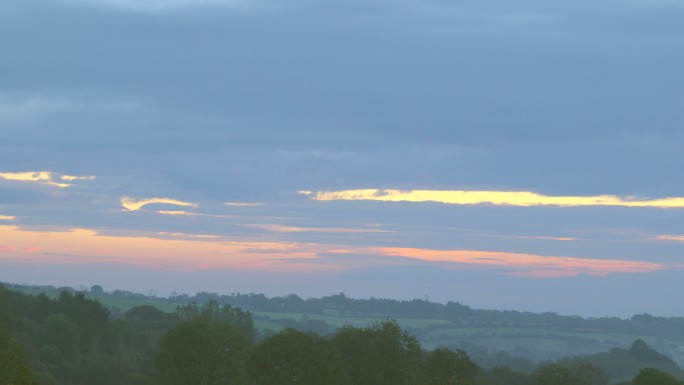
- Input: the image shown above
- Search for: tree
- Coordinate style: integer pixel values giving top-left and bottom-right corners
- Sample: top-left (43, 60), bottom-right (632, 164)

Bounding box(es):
top-left (156, 318), bottom-right (250, 385)
top-left (333, 320), bottom-right (422, 385)
top-left (333, 326), bottom-right (384, 385)
top-left (632, 368), bottom-right (682, 385)
top-left (532, 360), bottom-right (606, 385)
top-left (531, 363), bottom-right (572, 385)
top-left (0, 326), bottom-right (35, 385)
top-left (486, 366), bottom-right (531, 385)
top-left (566, 359), bottom-right (608, 385)
top-left (176, 301), bottom-right (255, 342)
top-left (248, 328), bottom-right (349, 385)
top-left (424, 348), bottom-right (478, 385)
top-left (38, 313), bottom-right (82, 359)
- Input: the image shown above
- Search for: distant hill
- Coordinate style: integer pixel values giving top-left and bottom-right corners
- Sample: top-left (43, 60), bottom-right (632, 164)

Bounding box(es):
top-left (572, 339), bottom-right (684, 383)
top-left (5, 282), bottom-right (684, 370)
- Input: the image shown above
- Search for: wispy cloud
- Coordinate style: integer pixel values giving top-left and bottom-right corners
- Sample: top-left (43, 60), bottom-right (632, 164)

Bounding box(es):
top-left (655, 235), bottom-right (684, 242)
top-left (54, 0), bottom-right (258, 13)
top-left (225, 202), bottom-right (264, 207)
top-left (0, 225), bottom-right (666, 278)
top-left (301, 189), bottom-right (684, 209)
top-left (121, 197), bottom-right (197, 211)
top-left (0, 225), bottom-right (333, 270)
top-left (157, 231), bottom-right (220, 239)
top-left (0, 93), bottom-right (140, 124)
top-left (0, 171), bottom-right (95, 188)
top-left (374, 247), bottom-right (663, 277)
top-left (60, 175), bottom-right (96, 181)
top-left (157, 210), bottom-right (194, 216)
top-left (249, 223), bottom-right (392, 234)
top-left (0, 215), bottom-right (15, 221)
top-left (512, 236), bottom-right (577, 241)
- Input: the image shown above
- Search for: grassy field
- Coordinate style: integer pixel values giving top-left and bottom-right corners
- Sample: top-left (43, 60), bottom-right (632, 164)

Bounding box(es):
top-left (8, 284), bottom-right (684, 365)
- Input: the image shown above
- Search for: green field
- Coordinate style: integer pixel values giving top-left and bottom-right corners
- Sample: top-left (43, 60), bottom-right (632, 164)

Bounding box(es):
top-left (9, 284), bottom-right (684, 366)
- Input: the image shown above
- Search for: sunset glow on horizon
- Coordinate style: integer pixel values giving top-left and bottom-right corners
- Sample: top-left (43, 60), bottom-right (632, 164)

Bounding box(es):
top-left (0, 225), bottom-right (665, 278)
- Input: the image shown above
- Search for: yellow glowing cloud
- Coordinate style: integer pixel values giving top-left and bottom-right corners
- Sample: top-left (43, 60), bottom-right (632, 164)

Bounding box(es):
top-left (374, 247), bottom-right (662, 277)
top-left (0, 171), bottom-right (69, 187)
top-left (0, 171), bottom-right (96, 188)
top-left (121, 197), bottom-right (197, 211)
top-left (0, 215), bottom-right (15, 221)
top-left (301, 189), bottom-right (684, 208)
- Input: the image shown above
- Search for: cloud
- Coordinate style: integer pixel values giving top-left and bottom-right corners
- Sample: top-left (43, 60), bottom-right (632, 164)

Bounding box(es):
top-left (156, 231), bottom-right (219, 239)
top-left (0, 215), bottom-right (15, 221)
top-left (301, 189), bottom-right (684, 209)
top-left (121, 197), bottom-right (197, 211)
top-left (60, 175), bottom-right (96, 181)
top-left (0, 223), bottom-right (668, 283)
top-left (224, 202), bottom-right (264, 207)
top-left (0, 225), bottom-right (326, 270)
top-left (655, 235), bottom-right (684, 242)
top-left (0, 93), bottom-right (141, 127)
top-left (0, 171), bottom-right (95, 188)
top-left (511, 236), bottom-right (577, 241)
top-left (157, 210), bottom-right (194, 216)
top-left (373, 247), bottom-right (663, 277)
top-left (248, 223), bottom-right (392, 234)
top-left (53, 0), bottom-right (256, 13)
top-left (0, 94), bottom-right (82, 123)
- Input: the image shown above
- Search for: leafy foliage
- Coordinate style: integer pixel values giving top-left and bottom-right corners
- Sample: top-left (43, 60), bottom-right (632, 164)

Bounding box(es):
top-left (424, 347), bottom-right (479, 385)
top-left (248, 328), bottom-right (349, 385)
top-left (3, 283), bottom-right (684, 385)
top-left (156, 318), bottom-right (250, 385)
top-left (632, 367), bottom-right (683, 385)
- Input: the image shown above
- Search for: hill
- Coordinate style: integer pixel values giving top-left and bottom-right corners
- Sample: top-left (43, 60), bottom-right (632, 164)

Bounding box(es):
top-left (6, 282), bottom-right (684, 370)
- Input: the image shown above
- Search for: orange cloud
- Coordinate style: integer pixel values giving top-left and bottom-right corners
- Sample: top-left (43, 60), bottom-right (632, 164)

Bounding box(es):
top-left (0, 225), bottom-right (339, 271)
top-left (0, 215), bottom-right (15, 221)
top-left (0, 225), bottom-right (664, 277)
top-left (655, 235), bottom-right (684, 242)
top-left (0, 171), bottom-right (95, 188)
top-left (301, 189), bottom-right (684, 209)
top-left (121, 197), bottom-right (197, 211)
top-left (373, 247), bottom-right (662, 277)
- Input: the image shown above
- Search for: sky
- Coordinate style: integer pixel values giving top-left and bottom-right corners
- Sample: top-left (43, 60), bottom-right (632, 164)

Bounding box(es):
top-left (1, 0), bottom-right (684, 318)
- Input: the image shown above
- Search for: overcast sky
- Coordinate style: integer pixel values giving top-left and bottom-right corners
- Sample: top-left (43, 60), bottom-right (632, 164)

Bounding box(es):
top-left (2, 0), bottom-right (684, 317)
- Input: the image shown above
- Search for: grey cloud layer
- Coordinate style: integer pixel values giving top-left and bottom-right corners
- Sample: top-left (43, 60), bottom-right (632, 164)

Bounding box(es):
top-left (2, 0), bottom-right (684, 316)
top-left (3, 0), bottom-right (683, 145)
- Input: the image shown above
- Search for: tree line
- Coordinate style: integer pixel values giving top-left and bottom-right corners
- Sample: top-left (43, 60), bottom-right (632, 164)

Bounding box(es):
top-left (1, 283), bottom-right (683, 385)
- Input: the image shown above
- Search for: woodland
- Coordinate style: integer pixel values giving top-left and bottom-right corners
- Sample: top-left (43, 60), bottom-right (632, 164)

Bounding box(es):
top-left (1, 283), bottom-right (683, 385)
